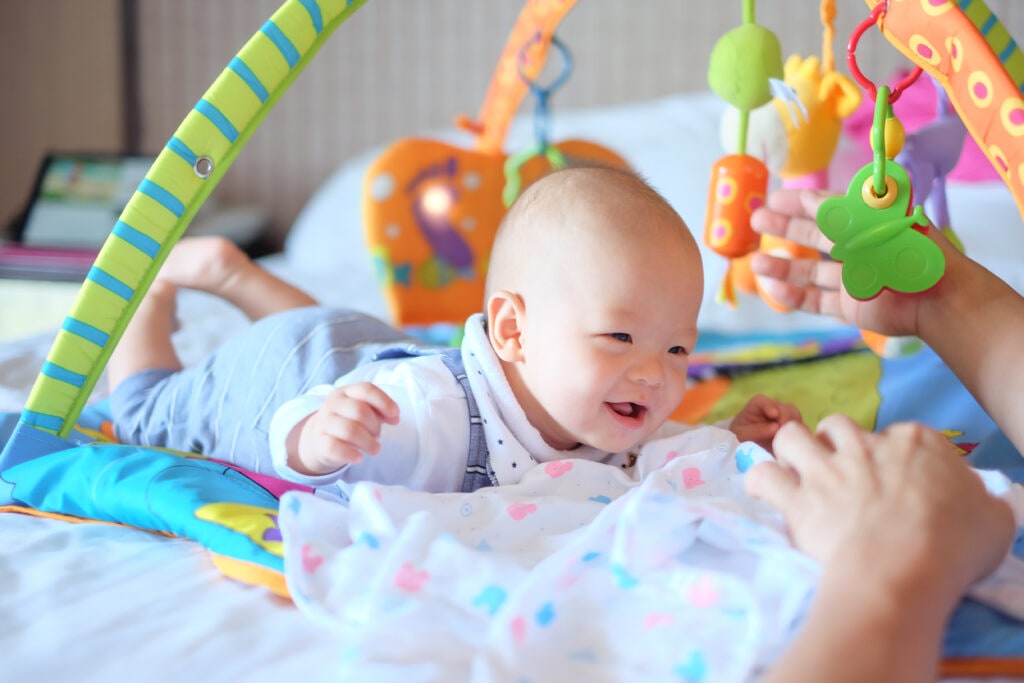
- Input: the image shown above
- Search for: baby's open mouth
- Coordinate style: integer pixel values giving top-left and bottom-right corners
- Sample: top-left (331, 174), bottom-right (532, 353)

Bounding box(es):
top-left (608, 402), bottom-right (646, 421)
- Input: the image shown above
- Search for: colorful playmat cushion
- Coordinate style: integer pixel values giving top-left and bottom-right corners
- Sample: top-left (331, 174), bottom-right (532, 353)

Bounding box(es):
top-left (0, 400), bottom-right (299, 597)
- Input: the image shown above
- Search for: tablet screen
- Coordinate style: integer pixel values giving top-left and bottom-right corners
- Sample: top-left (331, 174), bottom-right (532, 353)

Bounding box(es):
top-left (17, 154), bottom-right (155, 250)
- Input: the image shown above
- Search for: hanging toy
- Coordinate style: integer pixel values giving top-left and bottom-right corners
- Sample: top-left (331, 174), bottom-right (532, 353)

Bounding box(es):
top-left (752, 0), bottom-right (861, 312)
top-left (502, 32), bottom-right (571, 208)
top-left (704, 0), bottom-right (803, 306)
top-left (894, 74), bottom-right (967, 254)
top-left (815, 5), bottom-right (945, 356)
top-left (818, 6), bottom-right (944, 300)
top-left (817, 86), bottom-right (945, 299)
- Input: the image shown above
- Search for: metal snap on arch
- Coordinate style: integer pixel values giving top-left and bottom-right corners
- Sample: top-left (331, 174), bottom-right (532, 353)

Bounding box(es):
top-left (193, 156), bottom-right (215, 179)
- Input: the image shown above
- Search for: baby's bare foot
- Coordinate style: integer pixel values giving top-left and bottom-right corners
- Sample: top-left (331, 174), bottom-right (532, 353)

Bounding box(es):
top-left (155, 236), bottom-right (252, 297)
top-left (153, 235), bottom-right (315, 320)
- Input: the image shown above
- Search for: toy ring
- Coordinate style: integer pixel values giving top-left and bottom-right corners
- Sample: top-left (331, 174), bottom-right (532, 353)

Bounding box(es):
top-left (847, 2), bottom-right (922, 104)
top-left (861, 174), bottom-right (898, 208)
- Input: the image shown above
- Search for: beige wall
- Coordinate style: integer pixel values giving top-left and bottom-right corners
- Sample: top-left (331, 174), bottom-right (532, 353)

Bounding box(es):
top-left (5, 1), bottom-right (1024, 248)
top-left (0, 0), bottom-right (123, 237)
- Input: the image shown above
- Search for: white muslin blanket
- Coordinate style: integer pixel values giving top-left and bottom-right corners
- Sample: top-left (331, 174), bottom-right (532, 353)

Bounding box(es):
top-left (278, 426), bottom-right (1024, 682)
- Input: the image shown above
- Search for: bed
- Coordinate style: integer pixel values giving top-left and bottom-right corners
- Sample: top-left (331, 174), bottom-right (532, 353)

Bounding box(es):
top-left (3, 1), bottom-right (1024, 680)
top-left (2, 87), bottom-right (1024, 681)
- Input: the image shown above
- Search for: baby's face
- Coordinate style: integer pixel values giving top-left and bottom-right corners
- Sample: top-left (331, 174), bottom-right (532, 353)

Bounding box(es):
top-left (515, 211), bottom-right (703, 453)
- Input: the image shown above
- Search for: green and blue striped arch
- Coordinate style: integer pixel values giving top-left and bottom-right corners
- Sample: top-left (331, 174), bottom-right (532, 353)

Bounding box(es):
top-left (0, 0), bottom-right (368, 467)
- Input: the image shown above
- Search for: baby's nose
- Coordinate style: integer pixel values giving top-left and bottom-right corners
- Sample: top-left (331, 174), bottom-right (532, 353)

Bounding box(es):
top-left (629, 356), bottom-right (664, 386)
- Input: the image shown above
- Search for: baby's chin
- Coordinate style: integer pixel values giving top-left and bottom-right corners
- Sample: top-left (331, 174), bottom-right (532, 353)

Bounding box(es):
top-left (543, 433), bottom-right (636, 455)
top-left (540, 413), bottom-right (657, 454)
top-left (574, 431), bottom-right (649, 456)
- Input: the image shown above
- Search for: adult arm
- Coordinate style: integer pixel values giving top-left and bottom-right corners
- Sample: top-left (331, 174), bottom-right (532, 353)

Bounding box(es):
top-left (747, 415), bottom-right (1015, 683)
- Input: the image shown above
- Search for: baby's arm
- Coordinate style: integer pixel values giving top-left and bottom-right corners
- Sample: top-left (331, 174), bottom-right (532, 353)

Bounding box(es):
top-left (284, 382), bottom-right (399, 477)
top-left (268, 356), bottom-right (469, 491)
top-left (728, 394), bottom-right (802, 453)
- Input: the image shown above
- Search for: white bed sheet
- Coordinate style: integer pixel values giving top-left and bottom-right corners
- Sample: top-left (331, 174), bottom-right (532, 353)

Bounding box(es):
top-left (0, 258), bottom-right (347, 682)
top-left (3, 91), bottom-right (1024, 681)
top-left (0, 514), bottom-right (339, 682)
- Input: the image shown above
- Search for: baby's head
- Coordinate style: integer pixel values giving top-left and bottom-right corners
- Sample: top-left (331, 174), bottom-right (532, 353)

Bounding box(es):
top-left (484, 165), bottom-right (704, 454)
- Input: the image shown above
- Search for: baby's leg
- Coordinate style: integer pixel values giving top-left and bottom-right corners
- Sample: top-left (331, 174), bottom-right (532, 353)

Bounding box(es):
top-left (107, 237), bottom-right (316, 394)
top-left (108, 279), bottom-right (182, 391)
top-left (157, 236), bottom-right (316, 320)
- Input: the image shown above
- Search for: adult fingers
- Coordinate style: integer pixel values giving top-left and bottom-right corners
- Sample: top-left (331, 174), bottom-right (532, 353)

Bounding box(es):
top-left (747, 273), bottom-right (819, 314)
top-left (749, 257), bottom-right (845, 319)
top-left (750, 252), bottom-right (841, 289)
top-left (814, 414), bottom-right (874, 461)
top-left (744, 460), bottom-right (801, 511)
top-left (751, 189), bottom-right (836, 253)
top-left (771, 420), bottom-right (833, 474)
top-left (880, 421), bottom-right (952, 456)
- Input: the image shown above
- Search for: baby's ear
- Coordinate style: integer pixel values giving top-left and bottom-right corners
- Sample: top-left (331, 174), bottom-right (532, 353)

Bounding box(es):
top-left (486, 290), bottom-right (525, 362)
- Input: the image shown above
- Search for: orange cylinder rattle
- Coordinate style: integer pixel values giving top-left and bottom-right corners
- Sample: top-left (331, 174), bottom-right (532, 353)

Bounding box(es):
top-left (703, 154), bottom-right (768, 258)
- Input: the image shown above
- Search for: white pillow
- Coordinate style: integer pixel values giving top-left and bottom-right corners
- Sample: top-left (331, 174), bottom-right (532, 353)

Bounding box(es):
top-left (283, 143), bottom-right (389, 319)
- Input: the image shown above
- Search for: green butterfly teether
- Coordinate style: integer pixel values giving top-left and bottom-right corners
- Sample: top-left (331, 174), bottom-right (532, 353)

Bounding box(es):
top-left (816, 83), bottom-right (945, 301)
top-left (816, 160), bottom-right (945, 301)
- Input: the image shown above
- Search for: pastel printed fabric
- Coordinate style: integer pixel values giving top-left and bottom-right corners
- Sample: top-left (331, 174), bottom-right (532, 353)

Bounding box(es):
top-left (279, 429), bottom-right (800, 680)
top-left (278, 428), bottom-right (1024, 682)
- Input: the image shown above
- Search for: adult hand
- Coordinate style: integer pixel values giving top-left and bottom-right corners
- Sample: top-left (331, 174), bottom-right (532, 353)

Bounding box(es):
top-left (746, 414), bottom-right (1014, 600)
top-left (749, 189), bottom-right (962, 338)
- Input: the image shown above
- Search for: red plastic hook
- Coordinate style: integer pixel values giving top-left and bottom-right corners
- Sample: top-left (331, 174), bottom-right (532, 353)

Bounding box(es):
top-left (847, 2), bottom-right (922, 104)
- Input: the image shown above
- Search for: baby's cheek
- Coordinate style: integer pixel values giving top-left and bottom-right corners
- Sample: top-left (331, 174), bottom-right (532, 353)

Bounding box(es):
top-left (668, 368), bottom-right (690, 399)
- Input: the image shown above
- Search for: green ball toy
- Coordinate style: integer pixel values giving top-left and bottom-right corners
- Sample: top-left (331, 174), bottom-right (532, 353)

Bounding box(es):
top-left (707, 23), bottom-right (784, 111)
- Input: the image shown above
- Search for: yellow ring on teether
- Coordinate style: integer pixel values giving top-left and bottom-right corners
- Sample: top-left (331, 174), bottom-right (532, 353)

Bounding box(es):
top-left (861, 175), bottom-right (898, 209)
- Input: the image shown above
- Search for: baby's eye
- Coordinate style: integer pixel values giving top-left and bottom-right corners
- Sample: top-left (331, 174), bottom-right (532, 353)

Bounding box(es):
top-left (609, 333), bottom-right (632, 343)
top-left (668, 345), bottom-right (688, 355)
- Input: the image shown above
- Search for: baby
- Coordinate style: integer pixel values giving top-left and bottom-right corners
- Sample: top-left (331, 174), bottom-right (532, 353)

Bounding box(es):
top-left (109, 165), bottom-right (800, 498)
